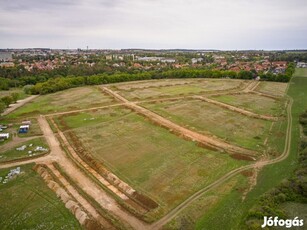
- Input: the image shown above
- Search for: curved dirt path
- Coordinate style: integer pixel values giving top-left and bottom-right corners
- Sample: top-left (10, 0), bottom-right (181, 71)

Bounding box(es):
top-left (102, 86), bottom-right (258, 157)
top-left (192, 95), bottom-right (279, 121)
top-left (150, 97), bottom-right (293, 229)
top-left (1, 95), bottom-right (38, 116)
top-left (37, 116), bottom-right (149, 229)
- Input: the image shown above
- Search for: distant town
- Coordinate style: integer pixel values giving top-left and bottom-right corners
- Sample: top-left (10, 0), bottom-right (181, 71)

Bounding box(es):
top-left (1, 49), bottom-right (307, 75)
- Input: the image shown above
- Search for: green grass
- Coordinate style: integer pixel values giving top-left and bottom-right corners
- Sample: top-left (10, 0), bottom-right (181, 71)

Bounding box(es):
top-left (57, 107), bottom-right (247, 219)
top-left (210, 93), bottom-right (286, 116)
top-left (0, 164), bottom-right (81, 230)
top-left (142, 98), bottom-right (276, 152)
top-left (164, 174), bottom-right (248, 230)
top-left (256, 81), bottom-right (288, 97)
top-left (115, 79), bottom-right (245, 101)
top-left (190, 69), bottom-right (307, 229)
top-left (7, 86), bottom-right (116, 118)
top-left (0, 138), bottom-right (48, 162)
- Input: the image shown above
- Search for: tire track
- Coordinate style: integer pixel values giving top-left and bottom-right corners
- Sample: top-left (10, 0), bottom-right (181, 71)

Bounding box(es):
top-left (101, 86), bottom-right (258, 157)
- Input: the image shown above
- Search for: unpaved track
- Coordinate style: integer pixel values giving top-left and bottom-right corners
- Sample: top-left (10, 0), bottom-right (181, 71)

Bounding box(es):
top-left (243, 81), bottom-right (260, 93)
top-left (1, 95), bottom-right (38, 116)
top-left (250, 90), bottom-right (282, 100)
top-left (151, 97), bottom-right (293, 229)
top-left (192, 95), bottom-right (279, 121)
top-left (37, 116), bottom-right (149, 229)
top-left (45, 103), bottom-right (123, 117)
top-left (102, 86), bottom-right (257, 156)
top-left (49, 118), bottom-right (132, 201)
top-left (0, 80), bottom-right (294, 229)
top-left (46, 163), bottom-right (115, 229)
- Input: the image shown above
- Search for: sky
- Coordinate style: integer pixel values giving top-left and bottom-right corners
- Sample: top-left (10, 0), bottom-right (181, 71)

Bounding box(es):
top-left (0, 0), bottom-right (307, 50)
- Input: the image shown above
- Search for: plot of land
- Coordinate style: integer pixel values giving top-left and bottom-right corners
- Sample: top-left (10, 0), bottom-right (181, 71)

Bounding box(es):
top-left (209, 93), bottom-right (286, 116)
top-left (142, 98), bottom-right (274, 151)
top-left (7, 86), bottom-right (116, 118)
top-left (0, 164), bottom-right (82, 229)
top-left (0, 118), bottom-right (43, 138)
top-left (0, 78), bottom-right (291, 229)
top-left (0, 138), bottom-right (49, 163)
top-left (112, 79), bottom-right (247, 101)
top-left (255, 82), bottom-right (288, 97)
top-left (112, 79), bottom-right (195, 90)
top-left (53, 107), bottom-right (246, 218)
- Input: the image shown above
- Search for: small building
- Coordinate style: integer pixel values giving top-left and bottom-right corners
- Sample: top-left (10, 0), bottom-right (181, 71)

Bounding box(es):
top-left (21, 120), bottom-right (32, 125)
top-left (0, 133), bottom-right (10, 140)
top-left (19, 125), bottom-right (30, 133)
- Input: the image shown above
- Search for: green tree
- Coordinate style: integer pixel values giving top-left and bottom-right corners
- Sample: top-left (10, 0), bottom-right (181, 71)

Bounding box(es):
top-left (11, 92), bottom-right (19, 103)
top-left (0, 101), bottom-right (5, 114)
top-left (1, 96), bottom-right (13, 107)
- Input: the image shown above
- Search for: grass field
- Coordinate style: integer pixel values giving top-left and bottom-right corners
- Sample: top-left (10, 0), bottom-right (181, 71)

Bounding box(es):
top-left (0, 77), bottom-right (296, 228)
top-left (0, 138), bottom-right (48, 163)
top-left (6, 86), bottom-right (116, 118)
top-left (189, 69), bottom-right (307, 229)
top-left (164, 174), bottom-right (249, 230)
top-left (112, 79), bottom-right (246, 101)
top-left (255, 81), bottom-right (288, 97)
top-left (0, 164), bottom-right (81, 230)
top-left (210, 93), bottom-right (287, 116)
top-left (54, 107), bottom-right (247, 219)
top-left (142, 98), bottom-right (276, 152)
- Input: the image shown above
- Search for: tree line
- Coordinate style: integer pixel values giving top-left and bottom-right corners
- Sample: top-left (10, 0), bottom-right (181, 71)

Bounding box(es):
top-left (0, 93), bottom-right (19, 114)
top-left (27, 67), bottom-right (294, 95)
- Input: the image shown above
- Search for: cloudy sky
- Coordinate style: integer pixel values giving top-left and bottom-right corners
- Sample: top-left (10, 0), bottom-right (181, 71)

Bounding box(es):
top-left (0, 0), bottom-right (306, 49)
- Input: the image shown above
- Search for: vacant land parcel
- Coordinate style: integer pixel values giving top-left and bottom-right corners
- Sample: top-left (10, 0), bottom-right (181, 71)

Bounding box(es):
top-left (7, 86), bottom-right (116, 118)
top-left (0, 77), bottom-right (291, 229)
top-left (209, 93), bottom-right (286, 116)
top-left (53, 107), bottom-right (246, 219)
top-left (110, 79), bottom-right (248, 101)
top-left (141, 98), bottom-right (282, 152)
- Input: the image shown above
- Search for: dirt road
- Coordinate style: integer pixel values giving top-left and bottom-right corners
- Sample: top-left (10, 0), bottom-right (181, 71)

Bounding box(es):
top-left (1, 95), bottom-right (38, 116)
top-left (102, 86), bottom-right (257, 157)
top-left (192, 95), bottom-right (279, 121)
top-left (36, 116), bottom-right (149, 229)
top-left (0, 80), bottom-right (294, 229)
top-left (151, 97), bottom-right (293, 229)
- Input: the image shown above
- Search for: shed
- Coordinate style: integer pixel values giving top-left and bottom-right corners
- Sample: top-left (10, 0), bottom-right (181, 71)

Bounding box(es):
top-left (22, 120), bottom-right (32, 125)
top-left (0, 133), bottom-right (10, 140)
top-left (19, 125), bottom-right (30, 133)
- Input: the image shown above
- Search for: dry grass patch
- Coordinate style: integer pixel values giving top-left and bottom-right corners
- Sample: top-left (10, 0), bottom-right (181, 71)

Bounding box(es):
top-left (255, 82), bottom-right (288, 97)
top-left (113, 79), bottom-right (247, 101)
top-left (210, 93), bottom-right (286, 116)
top-left (54, 108), bottom-right (246, 219)
top-left (142, 98), bottom-right (276, 152)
